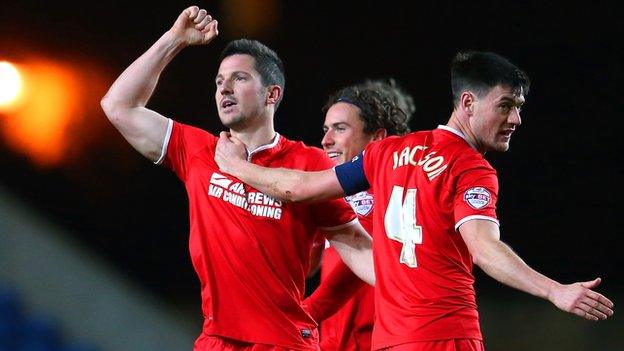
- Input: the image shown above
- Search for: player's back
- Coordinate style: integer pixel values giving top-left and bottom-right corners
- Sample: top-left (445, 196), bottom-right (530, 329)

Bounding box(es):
top-left (362, 126), bottom-right (498, 349)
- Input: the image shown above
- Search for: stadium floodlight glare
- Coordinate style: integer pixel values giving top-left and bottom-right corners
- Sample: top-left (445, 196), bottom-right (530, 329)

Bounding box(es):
top-left (0, 61), bottom-right (23, 107)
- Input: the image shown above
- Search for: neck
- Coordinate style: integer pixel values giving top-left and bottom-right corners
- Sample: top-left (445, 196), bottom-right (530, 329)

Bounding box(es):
top-left (229, 117), bottom-right (277, 152)
top-left (446, 111), bottom-right (485, 154)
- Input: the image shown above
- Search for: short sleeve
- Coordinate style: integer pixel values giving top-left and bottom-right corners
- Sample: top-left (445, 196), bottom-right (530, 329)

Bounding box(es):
top-left (161, 120), bottom-right (216, 181)
top-left (453, 160), bottom-right (499, 230)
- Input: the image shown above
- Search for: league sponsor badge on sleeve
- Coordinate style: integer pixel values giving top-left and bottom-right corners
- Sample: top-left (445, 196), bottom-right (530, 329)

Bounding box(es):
top-left (463, 187), bottom-right (491, 209)
top-left (345, 191), bottom-right (374, 216)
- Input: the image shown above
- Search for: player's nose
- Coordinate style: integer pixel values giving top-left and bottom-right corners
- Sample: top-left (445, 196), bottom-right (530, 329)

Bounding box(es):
top-left (508, 107), bottom-right (521, 126)
top-left (321, 131), bottom-right (334, 148)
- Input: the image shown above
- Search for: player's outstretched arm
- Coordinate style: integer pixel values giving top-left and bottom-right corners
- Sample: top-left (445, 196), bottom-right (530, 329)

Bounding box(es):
top-left (215, 132), bottom-right (346, 202)
top-left (323, 222), bottom-right (375, 286)
top-left (459, 219), bottom-right (614, 321)
top-left (101, 6), bottom-right (219, 162)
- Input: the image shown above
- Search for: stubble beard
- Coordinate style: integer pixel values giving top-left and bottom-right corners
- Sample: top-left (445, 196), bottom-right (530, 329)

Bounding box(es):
top-left (220, 111), bottom-right (248, 130)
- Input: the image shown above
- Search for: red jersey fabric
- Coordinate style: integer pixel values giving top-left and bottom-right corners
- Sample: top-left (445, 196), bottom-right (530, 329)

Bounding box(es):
top-left (317, 190), bottom-right (376, 351)
top-left (361, 126), bottom-right (499, 350)
top-left (162, 120), bottom-right (357, 350)
top-left (379, 338), bottom-right (485, 351)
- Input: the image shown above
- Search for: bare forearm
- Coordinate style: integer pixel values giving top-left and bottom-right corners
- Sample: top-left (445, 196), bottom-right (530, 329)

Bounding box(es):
top-left (226, 159), bottom-right (343, 202)
top-left (461, 220), bottom-right (614, 321)
top-left (328, 229), bottom-right (375, 285)
top-left (103, 31), bottom-right (186, 109)
top-left (331, 243), bottom-right (374, 285)
top-left (475, 241), bottom-right (559, 300)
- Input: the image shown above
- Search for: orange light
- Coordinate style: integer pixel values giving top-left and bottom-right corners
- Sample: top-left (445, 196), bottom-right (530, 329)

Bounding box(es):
top-left (0, 61), bottom-right (24, 110)
top-left (220, 0), bottom-right (280, 38)
top-left (0, 60), bottom-right (81, 167)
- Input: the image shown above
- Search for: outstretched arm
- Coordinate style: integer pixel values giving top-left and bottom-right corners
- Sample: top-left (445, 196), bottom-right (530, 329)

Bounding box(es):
top-left (101, 6), bottom-right (218, 162)
top-left (215, 132), bottom-right (346, 202)
top-left (459, 219), bottom-right (614, 321)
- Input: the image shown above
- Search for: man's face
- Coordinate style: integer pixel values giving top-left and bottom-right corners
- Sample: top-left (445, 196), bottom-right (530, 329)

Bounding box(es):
top-left (215, 54), bottom-right (268, 129)
top-left (322, 102), bottom-right (376, 165)
top-left (470, 85), bottom-right (524, 153)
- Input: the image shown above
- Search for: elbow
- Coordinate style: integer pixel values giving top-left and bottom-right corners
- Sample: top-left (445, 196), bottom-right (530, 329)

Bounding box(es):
top-left (471, 253), bottom-right (484, 267)
top-left (273, 176), bottom-right (312, 203)
top-left (279, 188), bottom-right (308, 204)
top-left (101, 95), bottom-right (129, 127)
top-left (284, 182), bottom-right (316, 203)
top-left (100, 95), bottom-right (118, 122)
top-left (470, 247), bottom-right (493, 269)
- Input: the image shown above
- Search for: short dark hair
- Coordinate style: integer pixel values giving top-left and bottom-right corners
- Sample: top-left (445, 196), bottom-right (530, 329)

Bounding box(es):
top-left (451, 51), bottom-right (530, 107)
top-left (220, 39), bottom-right (286, 109)
top-left (323, 78), bottom-right (413, 136)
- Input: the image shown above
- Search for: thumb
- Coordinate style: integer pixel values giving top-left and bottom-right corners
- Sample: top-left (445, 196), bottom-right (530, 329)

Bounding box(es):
top-left (580, 277), bottom-right (601, 289)
top-left (203, 20), bottom-right (219, 43)
top-left (218, 131), bottom-right (231, 140)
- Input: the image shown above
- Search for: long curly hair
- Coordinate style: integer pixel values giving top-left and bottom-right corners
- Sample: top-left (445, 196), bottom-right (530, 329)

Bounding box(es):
top-left (323, 78), bottom-right (414, 136)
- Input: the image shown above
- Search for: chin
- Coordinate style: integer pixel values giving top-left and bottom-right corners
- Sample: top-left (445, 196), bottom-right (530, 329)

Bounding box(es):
top-left (495, 143), bottom-right (511, 152)
top-left (221, 115), bottom-right (245, 128)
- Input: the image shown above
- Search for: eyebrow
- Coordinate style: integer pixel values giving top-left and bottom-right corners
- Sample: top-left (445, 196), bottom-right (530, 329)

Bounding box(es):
top-left (326, 122), bottom-right (350, 128)
top-left (215, 71), bottom-right (251, 80)
top-left (499, 96), bottom-right (524, 105)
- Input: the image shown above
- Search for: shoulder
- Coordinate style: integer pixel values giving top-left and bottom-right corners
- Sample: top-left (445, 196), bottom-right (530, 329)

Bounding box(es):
top-left (364, 130), bottom-right (432, 158)
top-left (278, 136), bottom-right (333, 170)
top-left (454, 147), bottom-right (495, 174)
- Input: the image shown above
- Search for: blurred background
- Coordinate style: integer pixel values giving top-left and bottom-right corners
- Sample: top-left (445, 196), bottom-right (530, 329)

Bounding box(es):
top-left (0, 0), bottom-right (622, 350)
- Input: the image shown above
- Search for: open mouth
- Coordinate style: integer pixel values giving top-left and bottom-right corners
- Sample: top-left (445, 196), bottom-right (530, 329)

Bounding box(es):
top-left (221, 99), bottom-right (236, 109)
top-left (326, 151), bottom-right (342, 159)
top-left (500, 129), bottom-right (514, 138)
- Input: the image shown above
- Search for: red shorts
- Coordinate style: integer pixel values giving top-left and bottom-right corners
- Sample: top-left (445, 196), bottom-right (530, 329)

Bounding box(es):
top-left (379, 339), bottom-right (484, 351)
top-left (195, 335), bottom-right (319, 351)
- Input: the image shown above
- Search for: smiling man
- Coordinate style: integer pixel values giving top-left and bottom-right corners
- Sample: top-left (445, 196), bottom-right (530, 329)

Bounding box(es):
top-left (306, 79), bottom-right (414, 351)
top-left (214, 51), bottom-right (615, 351)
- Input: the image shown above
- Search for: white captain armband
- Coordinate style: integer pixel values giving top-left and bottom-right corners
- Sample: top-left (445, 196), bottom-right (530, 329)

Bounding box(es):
top-left (335, 152), bottom-right (370, 196)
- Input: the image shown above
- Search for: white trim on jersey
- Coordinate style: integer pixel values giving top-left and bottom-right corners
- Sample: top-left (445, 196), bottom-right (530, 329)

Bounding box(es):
top-left (318, 217), bottom-right (360, 231)
top-left (455, 215), bottom-right (500, 231)
top-left (247, 133), bottom-right (281, 160)
top-left (155, 118), bottom-right (174, 165)
top-left (324, 239), bottom-right (331, 249)
top-left (437, 125), bottom-right (468, 142)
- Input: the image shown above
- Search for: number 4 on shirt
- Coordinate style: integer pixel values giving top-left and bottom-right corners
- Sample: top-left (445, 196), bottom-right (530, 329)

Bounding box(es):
top-left (384, 186), bottom-right (422, 268)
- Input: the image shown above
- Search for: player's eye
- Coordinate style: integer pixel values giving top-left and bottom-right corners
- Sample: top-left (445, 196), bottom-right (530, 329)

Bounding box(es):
top-left (498, 104), bottom-right (511, 113)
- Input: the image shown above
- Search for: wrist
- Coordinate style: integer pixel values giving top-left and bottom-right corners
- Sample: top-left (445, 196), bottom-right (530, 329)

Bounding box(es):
top-left (161, 30), bottom-right (189, 51)
top-left (230, 158), bottom-right (250, 179)
top-left (545, 280), bottom-right (562, 302)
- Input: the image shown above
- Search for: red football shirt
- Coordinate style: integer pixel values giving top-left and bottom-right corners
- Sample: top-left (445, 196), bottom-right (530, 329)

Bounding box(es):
top-left (316, 190), bottom-right (375, 351)
top-left (162, 121), bottom-right (358, 350)
top-left (361, 126), bottom-right (499, 350)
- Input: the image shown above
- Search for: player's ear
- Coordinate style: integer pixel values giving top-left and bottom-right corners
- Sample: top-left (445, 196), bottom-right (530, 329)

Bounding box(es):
top-left (266, 85), bottom-right (282, 106)
top-left (371, 128), bottom-right (387, 141)
top-left (460, 91), bottom-right (476, 116)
